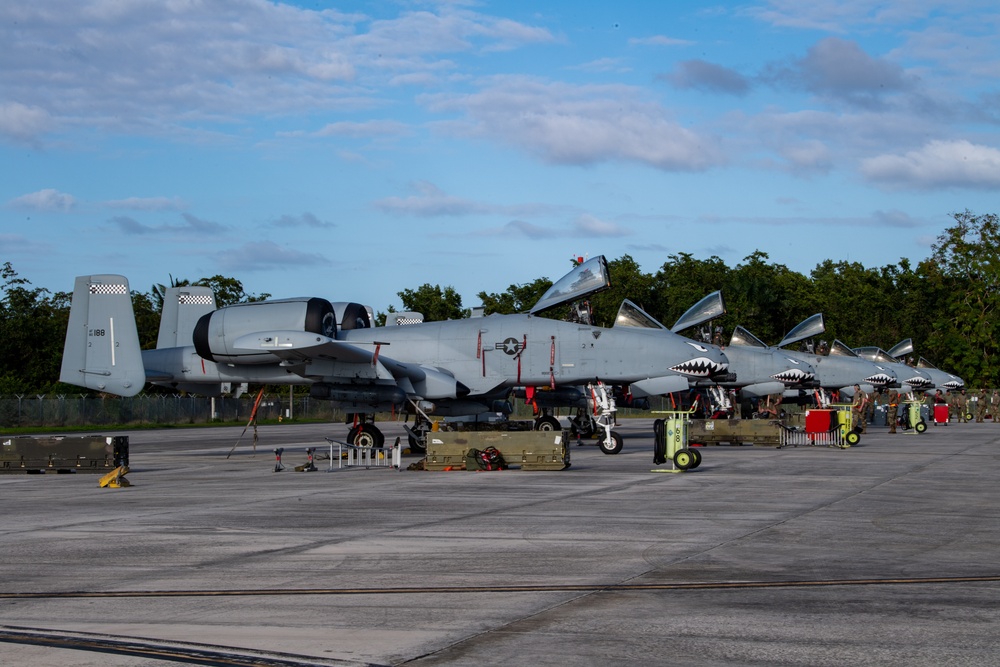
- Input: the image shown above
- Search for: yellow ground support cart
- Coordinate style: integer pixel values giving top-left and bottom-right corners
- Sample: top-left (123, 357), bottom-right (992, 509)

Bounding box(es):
top-left (652, 409), bottom-right (702, 471)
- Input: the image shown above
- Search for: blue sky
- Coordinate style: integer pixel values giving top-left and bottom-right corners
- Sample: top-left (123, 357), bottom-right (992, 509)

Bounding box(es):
top-left (3, 1), bottom-right (999, 312)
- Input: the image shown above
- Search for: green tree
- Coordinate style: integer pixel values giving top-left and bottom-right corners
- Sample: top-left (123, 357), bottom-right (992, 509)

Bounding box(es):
top-left (649, 253), bottom-right (730, 328)
top-left (0, 263), bottom-right (72, 394)
top-left (587, 255), bottom-right (656, 327)
top-left (478, 277), bottom-right (553, 315)
top-left (926, 210), bottom-right (1000, 386)
top-left (397, 284), bottom-right (468, 321)
top-left (724, 251), bottom-right (811, 344)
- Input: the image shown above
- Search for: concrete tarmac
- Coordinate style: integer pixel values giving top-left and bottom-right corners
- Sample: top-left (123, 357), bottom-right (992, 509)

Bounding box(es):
top-left (2, 418), bottom-right (999, 666)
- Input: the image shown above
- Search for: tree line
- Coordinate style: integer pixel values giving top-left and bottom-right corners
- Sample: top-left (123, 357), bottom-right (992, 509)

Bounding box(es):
top-left (2, 210), bottom-right (996, 395)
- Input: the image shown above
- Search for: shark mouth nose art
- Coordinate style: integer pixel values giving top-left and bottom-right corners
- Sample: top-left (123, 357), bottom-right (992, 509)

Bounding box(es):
top-left (904, 376), bottom-right (933, 389)
top-left (670, 357), bottom-right (729, 378)
top-left (865, 373), bottom-right (895, 386)
top-left (772, 368), bottom-right (814, 384)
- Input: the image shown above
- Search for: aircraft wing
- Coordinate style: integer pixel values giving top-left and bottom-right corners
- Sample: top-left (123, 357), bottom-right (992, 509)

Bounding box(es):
top-left (231, 331), bottom-right (468, 400)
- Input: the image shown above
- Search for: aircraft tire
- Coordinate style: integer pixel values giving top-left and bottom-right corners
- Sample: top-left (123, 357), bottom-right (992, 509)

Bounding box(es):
top-left (407, 434), bottom-right (427, 454)
top-left (350, 424), bottom-right (384, 448)
top-left (599, 431), bottom-right (623, 455)
top-left (915, 420), bottom-right (927, 434)
top-left (535, 416), bottom-right (561, 431)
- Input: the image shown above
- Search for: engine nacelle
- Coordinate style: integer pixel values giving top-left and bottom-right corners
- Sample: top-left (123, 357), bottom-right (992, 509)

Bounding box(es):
top-left (193, 297), bottom-right (336, 365)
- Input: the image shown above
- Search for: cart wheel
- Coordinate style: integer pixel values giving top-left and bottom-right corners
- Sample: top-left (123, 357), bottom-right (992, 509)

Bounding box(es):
top-left (599, 431), bottom-right (623, 455)
top-left (673, 449), bottom-right (694, 470)
top-left (689, 448), bottom-right (703, 469)
top-left (845, 431), bottom-right (860, 445)
top-left (915, 420), bottom-right (927, 433)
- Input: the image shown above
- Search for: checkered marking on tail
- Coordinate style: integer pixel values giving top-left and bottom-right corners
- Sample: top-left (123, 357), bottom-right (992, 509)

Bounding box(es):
top-left (178, 294), bottom-right (213, 305)
top-left (89, 283), bottom-right (127, 295)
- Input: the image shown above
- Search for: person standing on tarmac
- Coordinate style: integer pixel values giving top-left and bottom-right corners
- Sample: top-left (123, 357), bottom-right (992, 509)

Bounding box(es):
top-left (851, 384), bottom-right (870, 434)
top-left (991, 389), bottom-right (1000, 424)
top-left (957, 388), bottom-right (969, 423)
top-left (976, 388), bottom-right (988, 423)
top-left (887, 388), bottom-right (900, 434)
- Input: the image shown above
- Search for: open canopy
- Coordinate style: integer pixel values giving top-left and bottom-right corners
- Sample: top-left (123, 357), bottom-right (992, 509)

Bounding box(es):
top-left (614, 299), bottom-right (667, 330)
top-left (530, 255), bottom-right (611, 314)
top-left (670, 291), bottom-right (726, 333)
top-left (776, 313), bottom-right (825, 348)
top-left (730, 325), bottom-right (768, 349)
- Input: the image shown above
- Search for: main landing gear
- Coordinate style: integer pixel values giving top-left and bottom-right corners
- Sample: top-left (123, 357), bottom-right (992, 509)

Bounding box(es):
top-left (345, 413), bottom-right (385, 448)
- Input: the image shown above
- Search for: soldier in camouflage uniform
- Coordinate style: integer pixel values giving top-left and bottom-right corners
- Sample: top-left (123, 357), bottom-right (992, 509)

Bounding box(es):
top-left (886, 388), bottom-right (899, 434)
top-left (851, 384), bottom-right (870, 434)
top-left (976, 388), bottom-right (988, 423)
top-left (992, 390), bottom-right (1000, 424)
top-left (956, 388), bottom-right (969, 423)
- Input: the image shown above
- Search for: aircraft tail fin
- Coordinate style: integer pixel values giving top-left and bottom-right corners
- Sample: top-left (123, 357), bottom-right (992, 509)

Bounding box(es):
top-left (60, 275), bottom-right (145, 396)
top-left (156, 285), bottom-right (216, 348)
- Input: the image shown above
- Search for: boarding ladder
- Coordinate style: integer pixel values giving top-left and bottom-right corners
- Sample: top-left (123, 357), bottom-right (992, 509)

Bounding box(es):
top-left (324, 437), bottom-right (402, 471)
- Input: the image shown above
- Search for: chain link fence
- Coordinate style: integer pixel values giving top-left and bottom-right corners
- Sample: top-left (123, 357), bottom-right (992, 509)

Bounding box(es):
top-left (0, 393), bottom-right (670, 429)
top-left (0, 395), bottom-right (340, 428)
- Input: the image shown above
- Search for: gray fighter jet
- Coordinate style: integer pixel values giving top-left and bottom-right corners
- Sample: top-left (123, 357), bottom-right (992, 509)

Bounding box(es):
top-left (775, 314), bottom-right (896, 398)
top-left (852, 345), bottom-right (935, 392)
top-left (883, 339), bottom-right (964, 391)
top-left (615, 292), bottom-right (815, 396)
top-left (60, 257), bottom-right (729, 453)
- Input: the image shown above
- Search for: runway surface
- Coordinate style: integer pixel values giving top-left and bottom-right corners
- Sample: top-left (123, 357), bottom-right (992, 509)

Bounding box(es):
top-left (2, 418), bottom-right (999, 666)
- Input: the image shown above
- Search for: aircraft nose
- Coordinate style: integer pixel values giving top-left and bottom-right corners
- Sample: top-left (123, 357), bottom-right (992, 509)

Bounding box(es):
top-left (670, 343), bottom-right (729, 378)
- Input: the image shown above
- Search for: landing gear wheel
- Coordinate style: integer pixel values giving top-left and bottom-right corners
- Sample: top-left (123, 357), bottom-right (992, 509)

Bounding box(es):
top-left (408, 432), bottom-right (427, 454)
top-left (599, 431), bottom-right (623, 455)
top-left (673, 449), bottom-right (694, 470)
top-left (570, 418), bottom-right (595, 439)
top-left (915, 420), bottom-right (927, 434)
top-left (845, 431), bottom-right (860, 445)
top-left (534, 415), bottom-right (561, 431)
top-left (689, 448), bottom-right (703, 469)
top-left (349, 423), bottom-right (384, 448)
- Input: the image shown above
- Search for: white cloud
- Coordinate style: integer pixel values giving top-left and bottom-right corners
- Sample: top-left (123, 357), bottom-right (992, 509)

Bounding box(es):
top-left (573, 214), bottom-right (631, 237)
top-left (374, 181), bottom-right (488, 217)
top-left (425, 77), bottom-right (724, 171)
top-left (216, 241), bottom-right (326, 271)
top-left (110, 213), bottom-right (228, 235)
top-left (0, 102), bottom-right (52, 144)
top-left (105, 197), bottom-right (186, 211)
top-left (861, 139), bottom-right (1000, 189)
top-left (272, 213), bottom-right (334, 229)
top-left (0, 2), bottom-right (554, 143)
top-left (629, 35), bottom-right (694, 47)
top-left (8, 188), bottom-right (76, 211)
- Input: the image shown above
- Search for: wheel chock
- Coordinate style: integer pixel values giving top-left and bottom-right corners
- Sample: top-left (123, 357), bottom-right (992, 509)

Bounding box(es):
top-left (98, 465), bottom-right (131, 488)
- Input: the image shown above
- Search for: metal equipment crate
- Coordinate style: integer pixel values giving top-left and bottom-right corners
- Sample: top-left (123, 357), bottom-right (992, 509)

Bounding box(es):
top-left (1, 435), bottom-right (129, 473)
top-left (425, 430), bottom-right (570, 471)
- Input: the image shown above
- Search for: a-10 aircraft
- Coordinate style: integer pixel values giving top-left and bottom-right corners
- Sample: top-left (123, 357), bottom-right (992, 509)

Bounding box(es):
top-left (661, 291), bottom-right (818, 399)
top-left (769, 314), bottom-right (897, 399)
top-left (60, 257), bottom-right (729, 454)
top-left (851, 345), bottom-right (934, 392)
top-left (878, 339), bottom-right (964, 392)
